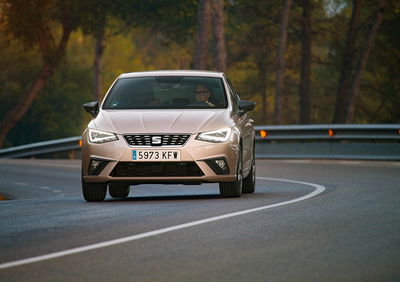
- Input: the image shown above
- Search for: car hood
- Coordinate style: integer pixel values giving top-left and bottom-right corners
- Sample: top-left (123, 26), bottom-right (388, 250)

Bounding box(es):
top-left (93, 109), bottom-right (233, 134)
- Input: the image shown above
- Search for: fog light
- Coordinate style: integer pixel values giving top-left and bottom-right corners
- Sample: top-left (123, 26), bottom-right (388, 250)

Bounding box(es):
top-left (205, 158), bottom-right (230, 175)
top-left (89, 159), bottom-right (101, 170)
top-left (215, 159), bottom-right (227, 170)
top-left (88, 159), bottom-right (109, 176)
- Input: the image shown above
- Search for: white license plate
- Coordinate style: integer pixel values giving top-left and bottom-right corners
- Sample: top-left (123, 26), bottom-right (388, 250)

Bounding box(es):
top-left (132, 150), bottom-right (181, 161)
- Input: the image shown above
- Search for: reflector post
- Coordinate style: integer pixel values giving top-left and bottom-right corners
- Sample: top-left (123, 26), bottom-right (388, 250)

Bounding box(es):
top-left (328, 129), bottom-right (334, 137)
top-left (260, 130), bottom-right (267, 138)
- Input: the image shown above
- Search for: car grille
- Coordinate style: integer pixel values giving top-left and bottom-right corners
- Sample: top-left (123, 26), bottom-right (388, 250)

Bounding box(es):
top-left (111, 162), bottom-right (204, 177)
top-left (123, 134), bottom-right (191, 147)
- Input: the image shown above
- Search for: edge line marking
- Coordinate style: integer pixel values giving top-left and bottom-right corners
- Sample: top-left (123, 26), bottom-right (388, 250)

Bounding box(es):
top-left (0, 177), bottom-right (325, 270)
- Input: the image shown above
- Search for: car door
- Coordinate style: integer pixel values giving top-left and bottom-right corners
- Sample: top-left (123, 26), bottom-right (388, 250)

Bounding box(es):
top-left (225, 77), bottom-right (254, 175)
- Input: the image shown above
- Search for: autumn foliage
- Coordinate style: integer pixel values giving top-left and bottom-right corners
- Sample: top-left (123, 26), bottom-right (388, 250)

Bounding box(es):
top-left (0, 0), bottom-right (398, 148)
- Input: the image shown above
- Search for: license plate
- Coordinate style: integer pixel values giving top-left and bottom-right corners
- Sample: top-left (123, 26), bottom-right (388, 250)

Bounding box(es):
top-left (132, 150), bottom-right (181, 161)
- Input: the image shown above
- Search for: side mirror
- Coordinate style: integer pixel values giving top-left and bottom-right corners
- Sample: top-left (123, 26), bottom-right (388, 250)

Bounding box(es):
top-left (83, 101), bottom-right (99, 118)
top-left (238, 100), bottom-right (256, 116)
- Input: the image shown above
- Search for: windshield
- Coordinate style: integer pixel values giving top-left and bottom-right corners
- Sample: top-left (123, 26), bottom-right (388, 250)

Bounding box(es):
top-left (102, 76), bottom-right (228, 109)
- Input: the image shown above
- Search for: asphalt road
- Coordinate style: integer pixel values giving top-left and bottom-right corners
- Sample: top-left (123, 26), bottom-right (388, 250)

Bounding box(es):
top-left (0, 159), bottom-right (399, 282)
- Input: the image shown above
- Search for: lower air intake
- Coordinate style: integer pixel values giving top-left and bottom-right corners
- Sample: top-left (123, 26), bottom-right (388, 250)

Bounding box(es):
top-left (111, 162), bottom-right (204, 177)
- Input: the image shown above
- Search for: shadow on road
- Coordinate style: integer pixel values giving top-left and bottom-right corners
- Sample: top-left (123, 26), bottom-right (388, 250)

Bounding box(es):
top-left (105, 194), bottom-right (223, 202)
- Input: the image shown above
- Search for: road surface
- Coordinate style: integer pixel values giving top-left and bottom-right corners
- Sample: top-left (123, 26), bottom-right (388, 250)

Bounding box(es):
top-left (0, 159), bottom-right (399, 281)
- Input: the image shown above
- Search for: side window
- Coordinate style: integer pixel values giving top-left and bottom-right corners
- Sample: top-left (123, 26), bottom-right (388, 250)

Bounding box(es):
top-left (226, 77), bottom-right (240, 113)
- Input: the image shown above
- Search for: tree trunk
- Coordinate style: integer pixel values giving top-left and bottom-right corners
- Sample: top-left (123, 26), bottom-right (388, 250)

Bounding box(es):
top-left (0, 22), bottom-right (72, 148)
top-left (194, 0), bottom-right (211, 70)
top-left (299, 0), bottom-right (312, 124)
top-left (257, 56), bottom-right (268, 124)
top-left (211, 0), bottom-right (227, 72)
top-left (0, 65), bottom-right (52, 147)
top-left (332, 0), bottom-right (363, 123)
top-left (274, 0), bottom-right (292, 124)
top-left (93, 29), bottom-right (105, 101)
top-left (346, 0), bottom-right (386, 123)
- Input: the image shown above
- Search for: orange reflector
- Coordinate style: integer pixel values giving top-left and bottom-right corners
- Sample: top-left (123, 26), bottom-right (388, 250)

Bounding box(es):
top-left (260, 130), bottom-right (267, 138)
top-left (328, 129), bottom-right (334, 137)
top-left (79, 139), bottom-right (83, 147)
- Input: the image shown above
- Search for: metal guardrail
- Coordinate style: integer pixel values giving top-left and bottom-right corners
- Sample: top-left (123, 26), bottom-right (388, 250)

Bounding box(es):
top-left (254, 124), bottom-right (400, 160)
top-left (0, 124), bottom-right (399, 160)
top-left (0, 136), bottom-right (81, 159)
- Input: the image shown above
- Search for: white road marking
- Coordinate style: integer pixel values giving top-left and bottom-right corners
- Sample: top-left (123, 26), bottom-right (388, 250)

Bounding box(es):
top-left (282, 160), bottom-right (312, 164)
top-left (39, 186), bottom-right (51, 190)
top-left (14, 184), bottom-right (62, 193)
top-left (338, 161), bottom-right (361, 165)
top-left (0, 177), bottom-right (325, 270)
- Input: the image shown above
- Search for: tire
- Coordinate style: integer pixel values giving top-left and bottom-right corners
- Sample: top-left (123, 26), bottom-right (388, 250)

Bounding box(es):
top-left (219, 149), bottom-right (243, 198)
top-left (243, 156), bottom-right (256, 193)
top-left (109, 183), bottom-right (130, 198)
top-left (82, 180), bottom-right (107, 202)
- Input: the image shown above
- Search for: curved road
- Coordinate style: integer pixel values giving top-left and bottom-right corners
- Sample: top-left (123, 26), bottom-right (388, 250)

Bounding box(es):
top-left (0, 159), bottom-right (399, 281)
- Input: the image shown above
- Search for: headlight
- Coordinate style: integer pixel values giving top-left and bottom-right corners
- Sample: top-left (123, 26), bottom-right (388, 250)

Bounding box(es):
top-left (88, 128), bottom-right (118, 143)
top-left (196, 128), bottom-right (231, 143)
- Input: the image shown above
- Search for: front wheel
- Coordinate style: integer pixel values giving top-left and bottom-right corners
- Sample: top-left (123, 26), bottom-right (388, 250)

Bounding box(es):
top-left (82, 180), bottom-right (107, 202)
top-left (243, 154), bottom-right (256, 194)
top-left (219, 150), bottom-right (243, 198)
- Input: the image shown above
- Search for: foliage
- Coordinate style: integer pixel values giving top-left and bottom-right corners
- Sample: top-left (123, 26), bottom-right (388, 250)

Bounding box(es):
top-left (0, 0), bottom-right (399, 148)
top-left (115, 0), bottom-right (198, 43)
top-left (0, 34), bottom-right (92, 146)
top-left (0, 37), bottom-right (40, 147)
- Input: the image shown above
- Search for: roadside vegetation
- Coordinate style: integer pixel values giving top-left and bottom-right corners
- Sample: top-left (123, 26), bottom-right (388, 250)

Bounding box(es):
top-left (0, 0), bottom-right (398, 148)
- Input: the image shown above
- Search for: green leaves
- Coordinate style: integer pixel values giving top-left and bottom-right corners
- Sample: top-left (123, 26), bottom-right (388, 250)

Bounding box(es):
top-left (0, 0), bottom-right (399, 148)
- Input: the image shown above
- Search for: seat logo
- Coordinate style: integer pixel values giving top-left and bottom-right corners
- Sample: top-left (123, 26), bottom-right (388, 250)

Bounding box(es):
top-left (152, 136), bottom-right (162, 145)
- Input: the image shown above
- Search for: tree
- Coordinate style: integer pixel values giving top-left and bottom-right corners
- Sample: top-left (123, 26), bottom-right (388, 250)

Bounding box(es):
top-left (194, 0), bottom-right (212, 70)
top-left (211, 0), bottom-right (227, 72)
top-left (0, 0), bottom-right (77, 148)
top-left (79, 1), bottom-right (117, 101)
top-left (193, 0), bottom-right (227, 71)
top-left (332, 0), bottom-right (387, 123)
top-left (346, 0), bottom-right (386, 122)
top-left (5, 59), bottom-right (92, 147)
top-left (116, 0), bottom-right (197, 66)
top-left (299, 0), bottom-right (312, 124)
top-left (86, 0), bottom-right (196, 100)
top-left (274, 0), bottom-right (292, 124)
top-left (226, 0), bottom-right (288, 124)
top-left (81, 2), bottom-right (109, 101)
top-left (332, 0), bottom-right (364, 123)
top-left (92, 29), bottom-right (105, 102)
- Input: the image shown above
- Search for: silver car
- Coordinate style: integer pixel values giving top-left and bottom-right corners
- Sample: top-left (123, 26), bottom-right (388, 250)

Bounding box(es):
top-left (82, 70), bottom-right (256, 201)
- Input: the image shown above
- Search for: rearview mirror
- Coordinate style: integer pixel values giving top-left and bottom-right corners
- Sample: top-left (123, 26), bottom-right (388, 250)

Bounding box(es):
top-left (238, 100), bottom-right (256, 116)
top-left (83, 101), bottom-right (99, 118)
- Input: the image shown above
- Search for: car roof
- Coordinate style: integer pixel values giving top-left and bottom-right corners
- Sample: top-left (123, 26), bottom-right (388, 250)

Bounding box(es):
top-left (119, 70), bottom-right (225, 78)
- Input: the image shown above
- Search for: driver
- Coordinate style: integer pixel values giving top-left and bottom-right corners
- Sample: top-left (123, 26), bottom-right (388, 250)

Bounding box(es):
top-left (193, 84), bottom-right (215, 107)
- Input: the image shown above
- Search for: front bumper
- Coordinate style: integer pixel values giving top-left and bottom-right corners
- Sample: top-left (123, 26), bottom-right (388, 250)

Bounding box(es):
top-left (82, 130), bottom-right (239, 184)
